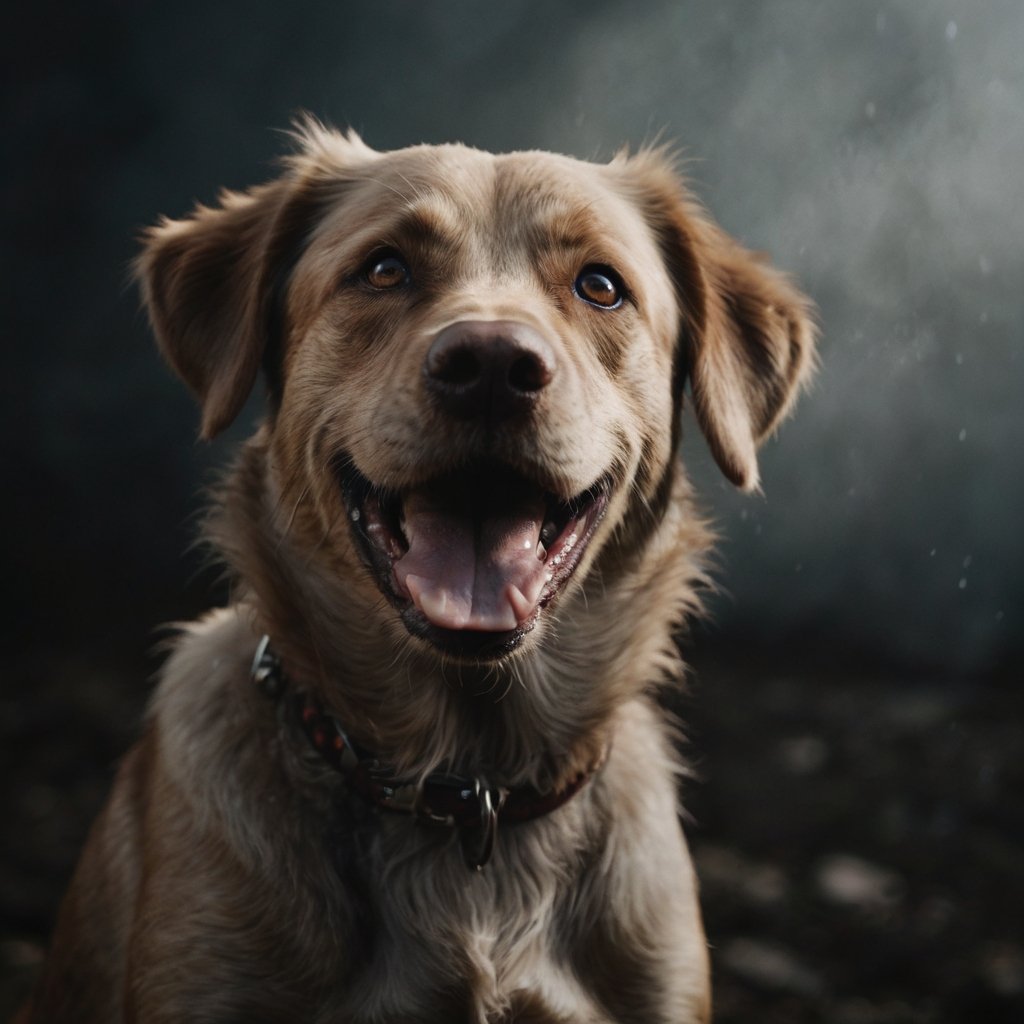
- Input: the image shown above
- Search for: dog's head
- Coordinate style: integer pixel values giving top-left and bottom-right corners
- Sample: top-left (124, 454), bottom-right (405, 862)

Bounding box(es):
top-left (138, 123), bottom-right (814, 666)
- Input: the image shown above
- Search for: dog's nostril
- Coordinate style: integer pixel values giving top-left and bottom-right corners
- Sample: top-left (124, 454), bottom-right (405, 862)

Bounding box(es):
top-left (432, 346), bottom-right (480, 387)
top-left (508, 353), bottom-right (550, 394)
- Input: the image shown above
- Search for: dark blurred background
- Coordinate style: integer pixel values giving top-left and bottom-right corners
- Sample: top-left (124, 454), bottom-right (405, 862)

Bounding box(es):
top-left (3, 1), bottom-right (1022, 1020)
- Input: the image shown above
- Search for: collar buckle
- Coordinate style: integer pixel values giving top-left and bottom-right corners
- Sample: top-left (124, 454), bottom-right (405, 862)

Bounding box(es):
top-left (459, 779), bottom-right (506, 871)
top-left (251, 634), bottom-right (285, 698)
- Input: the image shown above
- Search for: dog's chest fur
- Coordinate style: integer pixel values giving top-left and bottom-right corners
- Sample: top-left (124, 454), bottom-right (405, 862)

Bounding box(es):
top-left (145, 607), bottom-right (708, 1023)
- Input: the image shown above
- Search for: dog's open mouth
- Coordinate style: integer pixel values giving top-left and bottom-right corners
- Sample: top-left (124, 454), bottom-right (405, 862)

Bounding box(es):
top-left (340, 461), bottom-right (610, 654)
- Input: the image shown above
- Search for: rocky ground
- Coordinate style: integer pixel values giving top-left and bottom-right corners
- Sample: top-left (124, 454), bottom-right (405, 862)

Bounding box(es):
top-left (683, 650), bottom-right (1024, 1023)
top-left (1, 647), bottom-right (1021, 1022)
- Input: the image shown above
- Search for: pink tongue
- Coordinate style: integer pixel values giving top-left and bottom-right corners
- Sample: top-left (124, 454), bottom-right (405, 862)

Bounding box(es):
top-left (394, 487), bottom-right (549, 631)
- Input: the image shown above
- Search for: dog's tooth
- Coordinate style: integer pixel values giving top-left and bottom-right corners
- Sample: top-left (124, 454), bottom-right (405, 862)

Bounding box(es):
top-left (350, 508), bottom-right (361, 522)
top-left (406, 575), bottom-right (452, 626)
top-left (536, 540), bottom-right (546, 560)
top-left (507, 584), bottom-right (535, 625)
top-left (420, 589), bottom-right (452, 625)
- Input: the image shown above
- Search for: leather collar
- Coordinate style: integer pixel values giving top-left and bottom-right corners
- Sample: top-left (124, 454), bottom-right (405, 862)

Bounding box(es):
top-left (251, 635), bottom-right (607, 870)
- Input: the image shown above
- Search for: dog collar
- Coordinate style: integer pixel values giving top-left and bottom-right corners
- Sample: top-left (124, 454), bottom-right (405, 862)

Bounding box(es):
top-left (250, 634), bottom-right (606, 870)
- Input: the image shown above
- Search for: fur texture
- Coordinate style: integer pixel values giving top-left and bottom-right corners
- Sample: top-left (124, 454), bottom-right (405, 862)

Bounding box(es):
top-left (25, 121), bottom-right (815, 1023)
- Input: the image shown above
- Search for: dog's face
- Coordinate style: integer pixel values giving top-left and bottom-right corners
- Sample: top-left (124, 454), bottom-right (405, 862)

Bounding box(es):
top-left (139, 125), bottom-right (814, 665)
top-left (275, 145), bottom-right (683, 659)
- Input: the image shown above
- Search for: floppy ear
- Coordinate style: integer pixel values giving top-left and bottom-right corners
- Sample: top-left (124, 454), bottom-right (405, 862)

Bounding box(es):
top-left (624, 152), bottom-right (817, 491)
top-left (136, 124), bottom-right (373, 439)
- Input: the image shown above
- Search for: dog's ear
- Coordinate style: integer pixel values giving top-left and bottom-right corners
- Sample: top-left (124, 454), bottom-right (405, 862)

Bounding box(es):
top-left (137, 123), bottom-right (374, 439)
top-left (622, 151), bottom-right (817, 491)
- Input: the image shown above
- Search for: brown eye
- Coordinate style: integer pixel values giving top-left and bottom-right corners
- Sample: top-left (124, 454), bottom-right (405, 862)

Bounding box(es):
top-left (365, 253), bottom-right (410, 290)
top-left (574, 266), bottom-right (622, 309)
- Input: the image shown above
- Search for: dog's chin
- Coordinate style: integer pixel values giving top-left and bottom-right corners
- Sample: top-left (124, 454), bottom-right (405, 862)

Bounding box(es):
top-left (338, 458), bottom-right (610, 662)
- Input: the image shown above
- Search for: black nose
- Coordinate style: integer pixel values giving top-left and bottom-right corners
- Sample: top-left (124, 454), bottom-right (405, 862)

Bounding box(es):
top-left (423, 320), bottom-right (556, 423)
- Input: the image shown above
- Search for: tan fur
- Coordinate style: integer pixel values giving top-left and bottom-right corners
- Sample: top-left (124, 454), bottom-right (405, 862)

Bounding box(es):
top-left (26, 121), bottom-right (815, 1023)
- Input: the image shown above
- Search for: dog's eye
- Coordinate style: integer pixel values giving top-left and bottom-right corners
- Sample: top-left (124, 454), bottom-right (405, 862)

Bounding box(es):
top-left (365, 254), bottom-right (410, 290)
top-left (574, 267), bottom-right (622, 309)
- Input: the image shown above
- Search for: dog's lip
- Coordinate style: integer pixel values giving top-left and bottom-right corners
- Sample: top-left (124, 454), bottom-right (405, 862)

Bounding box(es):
top-left (339, 459), bottom-right (610, 655)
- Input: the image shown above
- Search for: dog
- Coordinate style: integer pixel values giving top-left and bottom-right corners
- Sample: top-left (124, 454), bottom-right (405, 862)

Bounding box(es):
top-left (24, 121), bottom-right (814, 1023)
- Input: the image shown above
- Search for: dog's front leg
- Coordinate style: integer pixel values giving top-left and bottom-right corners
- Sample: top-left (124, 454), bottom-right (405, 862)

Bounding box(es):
top-left (565, 707), bottom-right (712, 1023)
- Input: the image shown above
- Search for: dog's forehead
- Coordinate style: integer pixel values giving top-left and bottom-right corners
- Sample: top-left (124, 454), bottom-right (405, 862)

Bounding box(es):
top-left (329, 144), bottom-right (660, 256)
top-left (492, 151), bottom-right (656, 249)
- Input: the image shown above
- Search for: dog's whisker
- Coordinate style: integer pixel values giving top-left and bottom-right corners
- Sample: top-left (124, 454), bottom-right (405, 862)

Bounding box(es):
top-left (492, 675), bottom-right (515, 704)
top-left (358, 172), bottom-right (415, 205)
top-left (276, 484), bottom-right (312, 552)
top-left (394, 171), bottom-right (427, 206)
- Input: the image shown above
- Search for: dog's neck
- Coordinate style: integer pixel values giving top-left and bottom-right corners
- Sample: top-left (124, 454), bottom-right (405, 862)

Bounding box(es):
top-left (208, 434), bottom-right (710, 787)
top-left (250, 633), bottom-right (610, 868)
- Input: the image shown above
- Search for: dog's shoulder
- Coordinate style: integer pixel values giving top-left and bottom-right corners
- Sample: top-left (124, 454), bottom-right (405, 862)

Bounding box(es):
top-left (145, 606), bottom-right (275, 833)
top-left (151, 606), bottom-right (258, 722)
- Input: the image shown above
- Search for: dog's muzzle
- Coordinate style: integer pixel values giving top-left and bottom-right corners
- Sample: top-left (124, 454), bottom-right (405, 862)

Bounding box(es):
top-left (337, 319), bottom-right (613, 657)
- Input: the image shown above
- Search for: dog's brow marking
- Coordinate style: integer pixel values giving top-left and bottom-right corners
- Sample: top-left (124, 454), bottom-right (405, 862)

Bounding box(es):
top-left (526, 197), bottom-right (605, 253)
top-left (386, 205), bottom-right (463, 256)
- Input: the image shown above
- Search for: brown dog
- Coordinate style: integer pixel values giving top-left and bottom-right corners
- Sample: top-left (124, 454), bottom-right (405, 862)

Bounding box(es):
top-left (24, 122), bottom-right (814, 1023)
